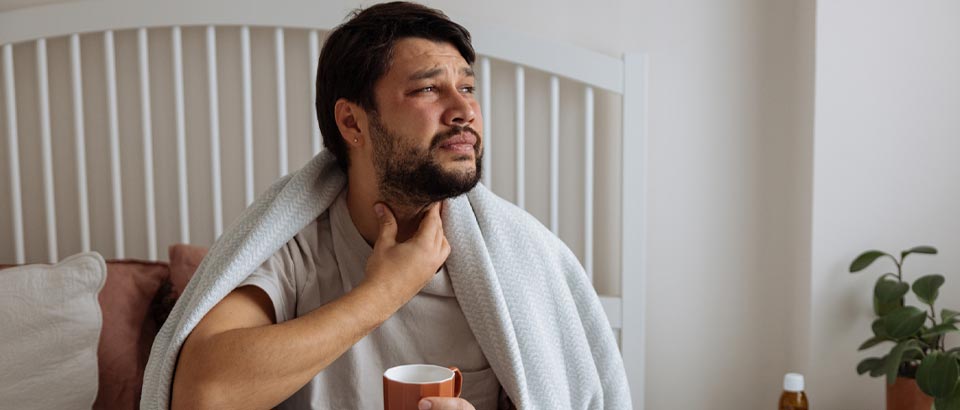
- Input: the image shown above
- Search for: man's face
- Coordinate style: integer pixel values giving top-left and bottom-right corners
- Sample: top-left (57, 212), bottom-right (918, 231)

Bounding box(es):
top-left (366, 37), bottom-right (483, 206)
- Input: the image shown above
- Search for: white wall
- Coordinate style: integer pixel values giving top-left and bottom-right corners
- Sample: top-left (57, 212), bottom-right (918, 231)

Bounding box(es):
top-left (810, 0), bottom-right (960, 407)
top-left (632, 1), bottom-right (814, 408)
top-left (0, 0), bottom-right (817, 409)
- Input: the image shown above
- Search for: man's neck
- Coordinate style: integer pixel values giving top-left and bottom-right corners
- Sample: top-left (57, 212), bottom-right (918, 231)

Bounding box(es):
top-left (345, 174), bottom-right (433, 246)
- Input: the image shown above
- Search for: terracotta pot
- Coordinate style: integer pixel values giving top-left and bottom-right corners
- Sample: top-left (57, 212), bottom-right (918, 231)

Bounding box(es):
top-left (887, 377), bottom-right (934, 410)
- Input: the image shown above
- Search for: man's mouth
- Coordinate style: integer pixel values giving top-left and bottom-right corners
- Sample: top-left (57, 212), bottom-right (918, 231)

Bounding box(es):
top-left (438, 132), bottom-right (478, 154)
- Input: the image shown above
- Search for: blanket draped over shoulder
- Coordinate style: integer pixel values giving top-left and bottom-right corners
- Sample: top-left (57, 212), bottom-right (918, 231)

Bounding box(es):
top-left (140, 150), bottom-right (632, 409)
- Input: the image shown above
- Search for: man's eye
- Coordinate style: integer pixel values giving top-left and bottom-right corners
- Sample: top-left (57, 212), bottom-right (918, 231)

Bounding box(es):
top-left (418, 86), bottom-right (436, 93)
top-left (460, 86), bottom-right (476, 94)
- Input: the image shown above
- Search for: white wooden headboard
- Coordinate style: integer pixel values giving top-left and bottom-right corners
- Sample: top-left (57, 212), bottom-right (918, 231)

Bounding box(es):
top-left (0, 0), bottom-right (647, 406)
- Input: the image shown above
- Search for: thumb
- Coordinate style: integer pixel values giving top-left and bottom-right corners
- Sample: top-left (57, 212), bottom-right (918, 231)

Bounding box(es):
top-left (374, 203), bottom-right (397, 245)
top-left (417, 397), bottom-right (475, 410)
top-left (419, 397), bottom-right (474, 410)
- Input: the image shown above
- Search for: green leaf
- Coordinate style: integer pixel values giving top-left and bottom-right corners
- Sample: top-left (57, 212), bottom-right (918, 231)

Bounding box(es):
top-left (877, 277), bottom-right (911, 303)
top-left (875, 295), bottom-right (903, 317)
top-left (875, 275), bottom-right (907, 316)
top-left (885, 340), bottom-right (923, 384)
top-left (925, 323), bottom-right (960, 338)
top-left (871, 357), bottom-right (888, 377)
top-left (918, 352), bottom-right (960, 398)
top-left (914, 275), bottom-right (947, 305)
top-left (944, 309), bottom-right (960, 323)
top-left (924, 331), bottom-right (943, 349)
top-left (903, 246), bottom-right (939, 261)
top-left (859, 336), bottom-right (890, 351)
top-left (873, 274), bottom-right (910, 317)
top-left (873, 318), bottom-right (890, 338)
top-left (884, 306), bottom-right (929, 339)
top-left (935, 382), bottom-right (960, 410)
top-left (851, 250), bottom-right (893, 273)
top-left (858, 357), bottom-right (885, 375)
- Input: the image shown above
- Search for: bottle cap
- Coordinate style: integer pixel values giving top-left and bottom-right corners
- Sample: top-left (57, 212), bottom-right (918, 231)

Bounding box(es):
top-left (783, 373), bottom-right (804, 392)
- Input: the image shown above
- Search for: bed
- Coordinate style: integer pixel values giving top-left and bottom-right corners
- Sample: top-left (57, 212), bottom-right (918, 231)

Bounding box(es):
top-left (0, 0), bottom-right (647, 408)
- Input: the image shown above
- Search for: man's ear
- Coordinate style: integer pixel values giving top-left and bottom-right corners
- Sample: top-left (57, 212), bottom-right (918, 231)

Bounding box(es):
top-left (334, 98), bottom-right (367, 148)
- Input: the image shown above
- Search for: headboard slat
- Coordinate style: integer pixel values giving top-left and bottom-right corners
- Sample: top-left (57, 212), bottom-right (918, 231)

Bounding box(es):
top-left (479, 57), bottom-right (491, 189)
top-left (584, 86), bottom-right (595, 281)
top-left (37, 38), bottom-right (58, 263)
top-left (241, 26), bottom-right (254, 206)
top-left (70, 34), bottom-right (92, 255)
top-left (138, 28), bottom-right (158, 260)
top-left (514, 66), bottom-right (525, 209)
top-left (104, 30), bottom-right (125, 259)
top-left (5, 44), bottom-right (25, 265)
top-left (274, 27), bottom-right (288, 176)
top-left (172, 26), bottom-right (190, 244)
top-left (206, 26), bottom-right (224, 238)
top-left (621, 53), bottom-right (649, 405)
top-left (309, 30), bottom-right (321, 156)
top-left (549, 75), bottom-right (559, 235)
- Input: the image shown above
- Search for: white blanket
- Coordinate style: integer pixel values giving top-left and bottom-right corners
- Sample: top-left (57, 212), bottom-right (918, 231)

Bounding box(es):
top-left (141, 150), bottom-right (632, 409)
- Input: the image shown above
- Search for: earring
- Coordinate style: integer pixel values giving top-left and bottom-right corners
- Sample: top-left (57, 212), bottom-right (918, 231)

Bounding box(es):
top-left (354, 138), bottom-right (358, 143)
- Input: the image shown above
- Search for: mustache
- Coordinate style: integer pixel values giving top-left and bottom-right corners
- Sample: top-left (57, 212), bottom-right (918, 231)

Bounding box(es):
top-left (430, 125), bottom-right (481, 148)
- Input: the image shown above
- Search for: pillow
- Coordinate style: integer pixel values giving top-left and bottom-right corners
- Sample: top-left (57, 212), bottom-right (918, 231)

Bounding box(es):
top-left (168, 243), bottom-right (209, 295)
top-left (0, 252), bottom-right (106, 410)
top-left (93, 259), bottom-right (171, 410)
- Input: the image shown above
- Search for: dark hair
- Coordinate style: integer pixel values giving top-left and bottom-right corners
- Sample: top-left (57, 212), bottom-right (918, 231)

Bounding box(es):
top-left (315, 1), bottom-right (476, 172)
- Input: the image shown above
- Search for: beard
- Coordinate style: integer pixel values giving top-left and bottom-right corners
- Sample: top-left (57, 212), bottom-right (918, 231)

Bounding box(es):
top-left (368, 113), bottom-right (482, 207)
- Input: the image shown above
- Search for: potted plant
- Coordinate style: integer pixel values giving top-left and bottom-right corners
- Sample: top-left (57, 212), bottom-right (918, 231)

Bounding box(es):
top-left (851, 245), bottom-right (960, 410)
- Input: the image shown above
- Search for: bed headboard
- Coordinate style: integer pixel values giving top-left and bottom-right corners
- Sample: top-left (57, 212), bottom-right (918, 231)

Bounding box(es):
top-left (0, 0), bottom-right (647, 406)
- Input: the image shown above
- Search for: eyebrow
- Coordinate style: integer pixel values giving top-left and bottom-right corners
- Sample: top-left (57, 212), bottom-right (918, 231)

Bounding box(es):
top-left (408, 66), bottom-right (475, 81)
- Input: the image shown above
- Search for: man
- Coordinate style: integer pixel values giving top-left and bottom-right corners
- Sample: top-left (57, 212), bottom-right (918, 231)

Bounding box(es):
top-left (161, 2), bottom-right (628, 410)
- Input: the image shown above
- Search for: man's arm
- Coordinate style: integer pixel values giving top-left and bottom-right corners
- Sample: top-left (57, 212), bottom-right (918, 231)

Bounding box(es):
top-left (171, 203), bottom-right (450, 410)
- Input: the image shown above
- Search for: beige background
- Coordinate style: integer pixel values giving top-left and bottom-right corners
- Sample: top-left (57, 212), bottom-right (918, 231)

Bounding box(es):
top-left (3, 0), bottom-right (959, 409)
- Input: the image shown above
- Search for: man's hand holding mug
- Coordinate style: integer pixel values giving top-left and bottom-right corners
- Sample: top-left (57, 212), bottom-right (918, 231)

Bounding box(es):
top-left (383, 364), bottom-right (475, 410)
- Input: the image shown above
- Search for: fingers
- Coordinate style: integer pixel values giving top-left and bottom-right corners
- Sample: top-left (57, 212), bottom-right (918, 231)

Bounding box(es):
top-left (419, 397), bottom-right (475, 410)
top-left (433, 208), bottom-right (445, 246)
top-left (374, 203), bottom-right (397, 246)
top-left (414, 202), bottom-right (444, 242)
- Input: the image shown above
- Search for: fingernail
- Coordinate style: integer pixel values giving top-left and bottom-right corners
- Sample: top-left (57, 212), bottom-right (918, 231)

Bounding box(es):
top-left (418, 400), bottom-right (432, 410)
top-left (374, 203), bottom-right (384, 217)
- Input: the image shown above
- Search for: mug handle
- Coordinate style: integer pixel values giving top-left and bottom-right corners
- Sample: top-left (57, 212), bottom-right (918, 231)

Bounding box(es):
top-left (448, 367), bottom-right (463, 398)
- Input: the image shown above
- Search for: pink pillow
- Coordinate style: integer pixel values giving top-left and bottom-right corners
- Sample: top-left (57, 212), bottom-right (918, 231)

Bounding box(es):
top-left (168, 244), bottom-right (209, 295)
top-left (94, 260), bottom-right (171, 410)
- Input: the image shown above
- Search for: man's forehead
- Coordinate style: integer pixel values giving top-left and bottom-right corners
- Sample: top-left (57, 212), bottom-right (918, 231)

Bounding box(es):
top-left (388, 38), bottom-right (471, 76)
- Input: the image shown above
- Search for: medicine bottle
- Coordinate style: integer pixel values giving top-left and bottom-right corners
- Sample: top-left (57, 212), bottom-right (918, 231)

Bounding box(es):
top-left (779, 373), bottom-right (808, 410)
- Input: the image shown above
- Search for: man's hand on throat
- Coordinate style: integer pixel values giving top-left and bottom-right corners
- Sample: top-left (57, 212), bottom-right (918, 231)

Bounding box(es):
top-left (359, 202), bottom-right (451, 309)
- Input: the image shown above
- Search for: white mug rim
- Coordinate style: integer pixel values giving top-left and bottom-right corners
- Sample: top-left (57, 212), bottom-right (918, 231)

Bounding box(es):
top-left (383, 364), bottom-right (455, 385)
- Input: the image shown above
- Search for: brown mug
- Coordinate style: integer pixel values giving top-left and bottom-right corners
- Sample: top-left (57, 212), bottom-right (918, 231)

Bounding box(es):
top-left (383, 364), bottom-right (463, 410)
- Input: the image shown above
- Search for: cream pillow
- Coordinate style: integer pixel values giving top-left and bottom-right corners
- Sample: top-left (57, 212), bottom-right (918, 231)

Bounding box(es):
top-left (0, 252), bottom-right (106, 409)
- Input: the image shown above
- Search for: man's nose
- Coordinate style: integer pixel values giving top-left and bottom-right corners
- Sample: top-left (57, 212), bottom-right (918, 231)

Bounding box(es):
top-left (441, 90), bottom-right (476, 126)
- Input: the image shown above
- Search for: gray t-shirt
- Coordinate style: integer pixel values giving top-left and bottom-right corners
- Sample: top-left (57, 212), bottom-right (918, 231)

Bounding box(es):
top-left (238, 190), bottom-right (502, 410)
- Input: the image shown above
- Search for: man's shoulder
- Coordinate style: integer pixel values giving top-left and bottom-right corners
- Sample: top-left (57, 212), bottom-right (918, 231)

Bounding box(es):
top-left (267, 213), bottom-right (331, 269)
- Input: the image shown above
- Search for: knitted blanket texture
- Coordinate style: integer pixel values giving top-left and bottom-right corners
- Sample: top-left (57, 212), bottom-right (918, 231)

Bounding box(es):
top-left (140, 150), bottom-right (631, 409)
